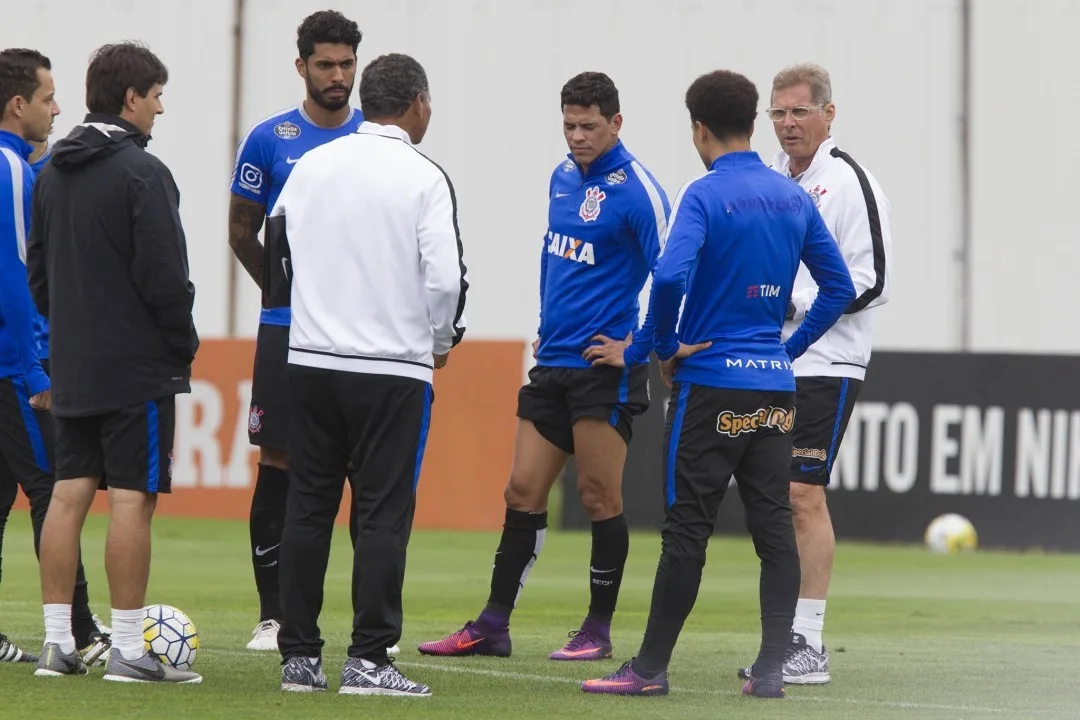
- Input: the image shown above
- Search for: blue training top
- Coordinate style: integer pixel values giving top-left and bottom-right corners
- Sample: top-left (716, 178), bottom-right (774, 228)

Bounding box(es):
top-left (634, 150), bottom-right (855, 391)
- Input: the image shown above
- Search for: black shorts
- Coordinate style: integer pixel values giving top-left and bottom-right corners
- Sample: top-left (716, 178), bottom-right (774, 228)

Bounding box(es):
top-left (663, 383), bottom-right (796, 544)
top-left (249, 323), bottom-right (289, 452)
top-left (790, 376), bottom-right (862, 486)
top-left (0, 377), bottom-right (54, 508)
top-left (516, 364), bottom-right (649, 454)
top-left (55, 396), bottom-right (176, 493)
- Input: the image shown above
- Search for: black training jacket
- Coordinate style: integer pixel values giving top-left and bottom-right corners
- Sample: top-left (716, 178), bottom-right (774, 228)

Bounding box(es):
top-left (27, 114), bottom-right (198, 417)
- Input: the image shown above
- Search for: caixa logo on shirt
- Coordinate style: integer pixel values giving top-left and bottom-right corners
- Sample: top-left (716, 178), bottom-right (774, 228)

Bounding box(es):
top-left (546, 231), bottom-right (595, 266)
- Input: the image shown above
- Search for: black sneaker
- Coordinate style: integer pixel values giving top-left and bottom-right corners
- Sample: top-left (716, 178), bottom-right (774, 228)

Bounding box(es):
top-left (0, 633), bottom-right (38, 663)
top-left (339, 658), bottom-right (431, 697)
top-left (281, 656), bottom-right (327, 692)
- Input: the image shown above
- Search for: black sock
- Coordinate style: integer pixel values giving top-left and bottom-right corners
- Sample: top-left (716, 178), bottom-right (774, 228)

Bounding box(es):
top-left (71, 555), bottom-right (97, 647)
top-left (482, 508), bottom-right (547, 625)
top-left (587, 514), bottom-right (628, 625)
top-left (250, 464), bottom-right (289, 622)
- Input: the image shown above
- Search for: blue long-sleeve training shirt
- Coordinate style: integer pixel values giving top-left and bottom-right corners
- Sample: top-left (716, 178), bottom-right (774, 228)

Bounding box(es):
top-left (0, 130), bottom-right (49, 395)
top-left (537, 140), bottom-right (670, 367)
top-left (636, 150), bottom-right (855, 391)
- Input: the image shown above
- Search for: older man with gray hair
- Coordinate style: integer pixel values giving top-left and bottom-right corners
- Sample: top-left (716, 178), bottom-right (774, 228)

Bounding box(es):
top-left (737, 62), bottom-right (893, 686)
top-left (271, 52), bottom-right (468, 697)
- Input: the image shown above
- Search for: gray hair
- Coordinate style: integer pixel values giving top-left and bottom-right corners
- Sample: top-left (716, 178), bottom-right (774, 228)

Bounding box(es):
top-left (359, 53), bottom-right (429, 118)
top-left (771, 63), bottom-right (832, 105)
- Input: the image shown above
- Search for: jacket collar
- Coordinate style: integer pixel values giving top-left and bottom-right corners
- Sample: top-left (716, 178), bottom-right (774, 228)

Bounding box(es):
top-left (568, 139), bottom-right (632, 179)
top-left (0, 130), bottom-right (33, 160)
top-left (772, 136), bottom-right (837, 180)
top-left (709, 150), bottom-right (764, 172)
top-left (356, 121), bottom-right (413, 145)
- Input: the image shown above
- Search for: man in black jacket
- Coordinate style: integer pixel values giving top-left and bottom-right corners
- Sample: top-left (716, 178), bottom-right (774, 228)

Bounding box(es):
top-left (26, 42), bottom-right (201, 684)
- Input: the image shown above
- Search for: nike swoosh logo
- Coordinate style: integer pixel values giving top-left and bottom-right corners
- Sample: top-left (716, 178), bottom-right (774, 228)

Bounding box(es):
top-left (115, 657), bottom-right (165, 680)
top-left (590, 567), bottom-right (617, 574)
top-left (285, 156), bottom-right (300, 164)
top-left (799, 464), bottom-right (823, 472)
top-left (456, 638), bottom-right (483, 650)
top-left (255, 544), bottom-right (280, 556)
top-left (555, 191), bottom-right (569, 198)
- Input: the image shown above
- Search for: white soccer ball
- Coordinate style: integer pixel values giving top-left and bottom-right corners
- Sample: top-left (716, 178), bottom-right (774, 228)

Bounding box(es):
top-left (924, 513), bottom-right (978, 554)
top-left (143, 604), bottom-right (199, 670)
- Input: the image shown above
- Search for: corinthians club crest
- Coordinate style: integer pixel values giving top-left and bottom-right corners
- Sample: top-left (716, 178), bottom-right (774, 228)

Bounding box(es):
top-left (808, 184), bottom-right (828, 207)
top-left (248, 405), bottom-right (264, 434)
top-left (579, 186), bottom-right (606, 222)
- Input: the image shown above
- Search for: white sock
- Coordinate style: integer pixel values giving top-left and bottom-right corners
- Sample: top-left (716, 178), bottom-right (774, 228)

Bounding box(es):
top-left (792, 598), bottom-right (826, 653)
top-left (111, 608), bottom-right (146, 661)
top-left (43, 604), bottom-right (76, 654)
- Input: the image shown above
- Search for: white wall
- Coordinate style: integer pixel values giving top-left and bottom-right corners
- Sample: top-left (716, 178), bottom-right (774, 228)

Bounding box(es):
top-left (970, 0), bottom-right (1079, 353)
top-left (1, 0), bottom-right (236, 338)
top-left (5, 0), bottom-right (1075, 354)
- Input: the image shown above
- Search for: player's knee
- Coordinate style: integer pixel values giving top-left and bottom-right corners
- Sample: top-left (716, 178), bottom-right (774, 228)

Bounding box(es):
top-left (790, 482), bottom-right (827, 518)
top-left (259, 447), bottom-right (288, 470)
top-left (503, 472), bottom-right (546, 512)
top-left (576, 474), bottom-right (621, 520)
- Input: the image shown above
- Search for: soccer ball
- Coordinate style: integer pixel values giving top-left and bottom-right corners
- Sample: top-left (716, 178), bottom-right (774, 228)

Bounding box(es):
top-left (143, 604), bottom-right (199, 670)
top-left (924, 513), bottom-right (978, 554)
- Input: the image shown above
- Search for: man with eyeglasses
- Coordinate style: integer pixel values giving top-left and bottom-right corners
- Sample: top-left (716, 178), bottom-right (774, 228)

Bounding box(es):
top-left (736, 62), bottom-right (893, 687)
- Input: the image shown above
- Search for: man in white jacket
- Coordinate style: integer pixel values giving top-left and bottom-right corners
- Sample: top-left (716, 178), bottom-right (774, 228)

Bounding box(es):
top-left (738, 63), bottom-right (892, 686)
top-left (268, 52), bottom-right (467, 697)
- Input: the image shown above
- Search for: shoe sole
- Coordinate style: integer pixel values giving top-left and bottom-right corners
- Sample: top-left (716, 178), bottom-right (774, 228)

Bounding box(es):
top-left (339, 687), bottom-right (431, 697)
top-left (784, 672), bottom-right (830, 685)
top-left (417, 647), bottom-right (510, 658)
top-left (103, 674), bottom-right (203, 684)
top-left (247, 642), bottom-right (278, 651)
top-left (34, 668), bottom-right (87, 677)
top-left (549, 650), bottom-right (613, 661)
top-left (282, 683), bottom-right (327, 692)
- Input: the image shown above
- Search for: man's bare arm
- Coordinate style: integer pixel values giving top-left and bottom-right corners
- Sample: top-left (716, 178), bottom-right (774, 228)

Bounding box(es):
top-left (228, 193), bottom-right (267, 288)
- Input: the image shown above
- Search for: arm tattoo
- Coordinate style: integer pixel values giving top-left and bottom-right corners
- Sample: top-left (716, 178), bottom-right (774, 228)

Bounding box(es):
top-left (228, 195), bottom-right (267, 288)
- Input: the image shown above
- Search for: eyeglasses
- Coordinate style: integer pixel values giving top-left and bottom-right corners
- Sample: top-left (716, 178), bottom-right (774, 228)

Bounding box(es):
top-left (764, 105), bottom-right (823, 122)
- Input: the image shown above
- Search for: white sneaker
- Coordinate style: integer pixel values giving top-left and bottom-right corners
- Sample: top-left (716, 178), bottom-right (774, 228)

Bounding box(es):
top-left (246, 619), bottom-right (280, 651)
top-left (387, 644), bottom-right (400, 655)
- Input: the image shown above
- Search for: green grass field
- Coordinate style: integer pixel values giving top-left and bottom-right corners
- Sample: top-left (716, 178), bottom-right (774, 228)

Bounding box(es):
top-left (0, 509), bottom-right (1078, 719)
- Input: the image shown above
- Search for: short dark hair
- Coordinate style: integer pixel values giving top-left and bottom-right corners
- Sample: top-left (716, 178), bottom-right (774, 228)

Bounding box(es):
top-left (86, 42), bottom-right (168, 116)
top-left (359, 53), bottom-right (428, 118)
top-left (560, 72), bottom-right (619, 119)
top-left (0, 48), bottom-right (51, 114)
top-left (297, 10), bottom-right (362, 61)
top-left (685, 70), bottom-right (759, 142)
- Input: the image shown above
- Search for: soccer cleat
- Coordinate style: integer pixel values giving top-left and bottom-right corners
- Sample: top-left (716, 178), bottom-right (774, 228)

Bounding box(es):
top-left (582, 659), bottom-right (669, 696)
top-left (339, 657), bottom-right (430, 697)
top-left (246, 619), bottom-right (280, 651)
top-left (102, 648), bottom-right (202, 684)
top-left (549, 628), bottom-right (613, 661)
top-left (33, 643), bottom-right (86, 676)
top-left (741, 669), bottom-right (785, 698)
top-left (387, 643), bottom-right (400, 655)
top-left (417, 620), bottom-right (511, 657)
top-left (780, 633), bottom-right (830, 684)
top-left (93, 614), bottom-right (112, 636)
top-left (0, 633), bottom-right (38, 663)
top-left (281, 656), bottom-right (328, 692)
top-left (79, 631), bottom-right (112, 667)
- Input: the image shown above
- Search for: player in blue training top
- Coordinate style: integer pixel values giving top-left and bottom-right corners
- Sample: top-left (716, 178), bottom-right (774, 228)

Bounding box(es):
top-left (582, 69), bottom-right (855, 699)
top-left (227, 10), bottom-right (371, 653)
top-left (0, 48), bottom-right (111, 669)
top-left (419, 72), bottom-right (684, 663)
